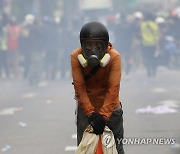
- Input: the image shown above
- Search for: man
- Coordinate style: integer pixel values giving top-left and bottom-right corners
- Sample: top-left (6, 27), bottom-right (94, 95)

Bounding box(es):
top-left (140, 12), bottom-right (160, 77)
top-left (6, 16), bottom-right (21, 78)
top-left (71, 21), bottom-right (124, 153)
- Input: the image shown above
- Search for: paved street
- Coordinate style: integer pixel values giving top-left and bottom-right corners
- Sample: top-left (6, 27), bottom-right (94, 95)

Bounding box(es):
top-left (0, 66), bottom-right (180, 154)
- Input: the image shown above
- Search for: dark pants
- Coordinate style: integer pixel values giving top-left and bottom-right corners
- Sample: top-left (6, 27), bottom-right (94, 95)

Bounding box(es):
top-left (142, 46), bottom-right (157, 77)
top-left (76, 106), bottom-right (125, 154)
top-left (0, 51), bottom-right (9, 77)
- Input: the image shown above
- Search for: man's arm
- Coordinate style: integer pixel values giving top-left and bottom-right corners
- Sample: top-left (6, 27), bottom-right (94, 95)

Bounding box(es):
top-left (99, 53), bottom-right (121, 120)
top-left (71, 53), bottom-right (94, 115)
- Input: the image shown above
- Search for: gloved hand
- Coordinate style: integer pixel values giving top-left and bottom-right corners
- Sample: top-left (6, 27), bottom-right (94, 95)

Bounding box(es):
top-left (87, 112), bottom-right (106, 135)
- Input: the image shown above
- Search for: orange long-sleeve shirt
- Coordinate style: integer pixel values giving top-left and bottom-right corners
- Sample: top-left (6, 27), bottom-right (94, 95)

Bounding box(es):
top-left (71, 43), bottom-right (122, 120)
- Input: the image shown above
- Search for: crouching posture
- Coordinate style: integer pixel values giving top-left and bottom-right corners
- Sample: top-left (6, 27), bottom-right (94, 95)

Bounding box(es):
top-left (71, 21), bottom-right (125, 154)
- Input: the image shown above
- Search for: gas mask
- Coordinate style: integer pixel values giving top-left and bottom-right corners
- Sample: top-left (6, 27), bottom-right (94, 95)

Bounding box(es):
top-left (78, 40), bottom-right (110, 67)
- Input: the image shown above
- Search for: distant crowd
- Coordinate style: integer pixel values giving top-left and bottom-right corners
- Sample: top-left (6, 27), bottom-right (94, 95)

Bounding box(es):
top-left (0, 9), bottom-right (180, 83)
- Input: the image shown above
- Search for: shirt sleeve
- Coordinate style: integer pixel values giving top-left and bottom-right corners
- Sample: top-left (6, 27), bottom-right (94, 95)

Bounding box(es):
top-left (99, 54), bottom-right (121, 120)
top-left (71, 53), bottom-right (94, 115)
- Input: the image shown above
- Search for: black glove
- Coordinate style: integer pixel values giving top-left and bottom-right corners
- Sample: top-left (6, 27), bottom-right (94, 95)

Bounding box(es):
top-left (87, 112), bottom-right (106, 135)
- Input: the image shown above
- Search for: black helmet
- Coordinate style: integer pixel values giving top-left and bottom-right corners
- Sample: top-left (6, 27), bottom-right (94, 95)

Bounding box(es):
top-left (80, 21), bottom-right (109, 47)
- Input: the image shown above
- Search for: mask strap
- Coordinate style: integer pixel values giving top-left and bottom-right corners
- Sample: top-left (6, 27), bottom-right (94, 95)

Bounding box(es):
top-left (84, 65), bottom-right (100, 81)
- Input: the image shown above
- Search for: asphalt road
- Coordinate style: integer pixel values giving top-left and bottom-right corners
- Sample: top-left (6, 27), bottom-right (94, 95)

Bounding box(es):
top-left (0, 66), bottom-right (180, 154)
